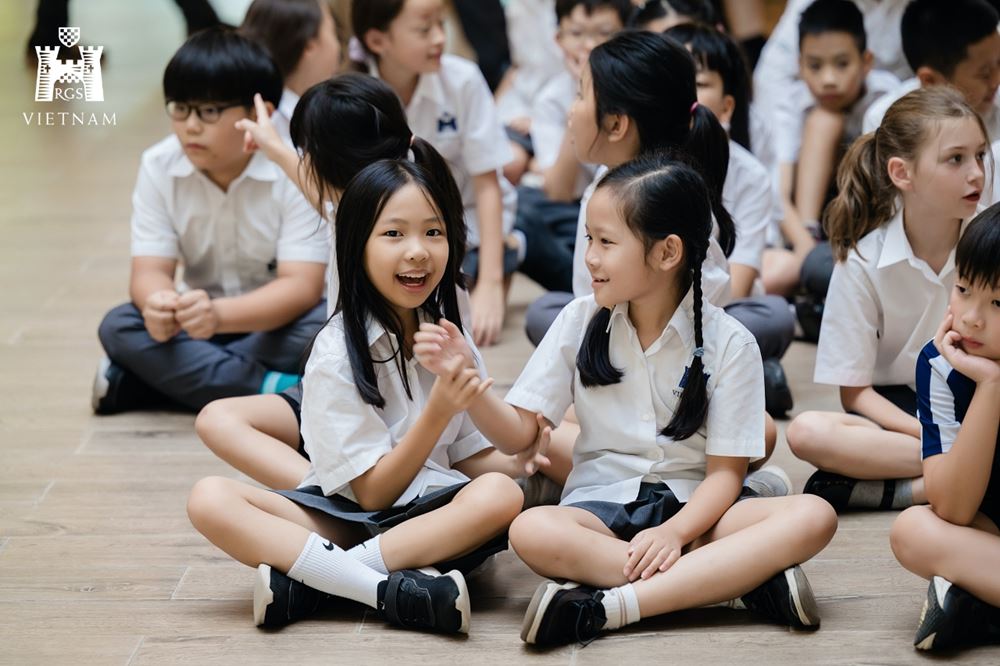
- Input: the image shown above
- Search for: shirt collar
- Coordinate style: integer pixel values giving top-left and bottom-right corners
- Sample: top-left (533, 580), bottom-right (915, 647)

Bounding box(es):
top-left (605, 288), bottom-right (696, 351)
top-left (370, 59), bottom-right (446, 109)
top-left (166, 144), bottom-right (279, 183)
top-left (278, 88), bottom-right (299, 121)
top-left (878, 206), bottom-right (970, 276)
top-left (365, 309), bottom-right (436, 348)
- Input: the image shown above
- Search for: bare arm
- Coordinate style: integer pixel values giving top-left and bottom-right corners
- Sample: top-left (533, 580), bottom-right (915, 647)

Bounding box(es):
top-left (778, 162), bottom-right (817, 255)
top-left (729, 263), bottom-right (758, 300)
top-left (541, 132), bottom-right (584, 203)
top-left (794, 107), bottom-right (845, 225)
top-left (129, 256), bottom-right (178, 310)
top-left (841, 385), bottom-right (921, 438)
top-left (469, 171), bottom-right (507, 346)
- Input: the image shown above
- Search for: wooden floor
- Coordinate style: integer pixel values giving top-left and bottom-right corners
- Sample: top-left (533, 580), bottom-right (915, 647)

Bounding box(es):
top-left (2, 2), bottom-right (999, 664)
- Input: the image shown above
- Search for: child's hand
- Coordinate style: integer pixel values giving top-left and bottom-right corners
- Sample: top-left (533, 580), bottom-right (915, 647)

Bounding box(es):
top-left (470, 280), bottom-right (505, 347)
top-left (414, 318), bottom-right (476, 375)
top-left (935, 311), bottom-right (1000, 385)
top-left (142, 289), bottom-right (180, 342)
top-left (427, 354), bottom-right (494, 420)
top-left (175, 290), bottom-right (218, 340)
top-left (514, 413), bottom-right (553, 476)
top-left (235, 93), bottom-right (283, 158)
top-left (624, 524), bottom-right (684, 582)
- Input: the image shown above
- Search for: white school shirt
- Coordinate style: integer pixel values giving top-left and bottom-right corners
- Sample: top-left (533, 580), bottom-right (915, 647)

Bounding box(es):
top-left (298, 311), bottom-right (492, 504)
top-left (754, 0), bottom-right (911, 125)
top-left (815, 207), bottom-right (968, 388)
top-left (375, 55), bottom-right (517, 248)
top-left (773, 70), bottom-right (900, 166)
top-left (130, 135), bottom-right (329, 298)
top-left (505, 292), bottom-right (765, 505)
top-left (496, 0), bottom-right (563, 124)
top-left (863, 79), bottom-right (1000, 140)
top-left (272, 87), bottom-right (299, 147)
top-left (530, 69), bottom-right (598, 199)
top-left (571, 169), bottom-right (733, 305)
top-left (724, 140), bottom-right (775, 274)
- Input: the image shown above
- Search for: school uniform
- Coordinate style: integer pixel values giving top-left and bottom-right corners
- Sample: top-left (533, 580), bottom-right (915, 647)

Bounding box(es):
top-left (754, 0), bottom-right (911, 145)
top-left (508, 292), bottom-right (766, 536)
top-left (773, 70), bottom-right (901, 169)
top-left (275, 311), bottom-right (505, 573)
top-left (97, 135), bottom-right (330, 410)
top-left (863, 78), bottom-right (1000, 140)
top-left (514, 69), bottom-right (597, 293)
top-left (814, 207), bottom-right (968, 410)
top-left (495, 0), bottom-right (563, 125)
top-left (271, 87), bottom-right (299, 147)
top-left (374, 55), bottom-right (518, 276)
top-left (722, 141), bottom-right (796, 361)
top-left (917, 340), bottom-right (1000, 527)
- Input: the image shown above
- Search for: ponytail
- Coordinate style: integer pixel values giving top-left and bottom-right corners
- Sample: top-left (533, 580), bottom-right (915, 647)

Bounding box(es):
top-left (686, 104), bottom-right (735, 257)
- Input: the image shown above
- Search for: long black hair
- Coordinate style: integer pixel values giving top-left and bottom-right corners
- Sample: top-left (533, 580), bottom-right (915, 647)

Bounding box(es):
top-left (665, 22), bottom-right (752, 151)
top-left (289, 72), bottom-right (454, 218)
top-left (336, 159), bottom-right (467, 408)
top-left (576, 153), bottom-right (714, 440)
top-left (588, 30), bottom-right (734, 256)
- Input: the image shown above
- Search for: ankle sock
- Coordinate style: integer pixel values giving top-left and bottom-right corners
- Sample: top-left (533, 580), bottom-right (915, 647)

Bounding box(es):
top-left (848, 478), bottom-right (913, 509)
top-left (260, 371), bottom-right (300, 395)
top-left (347, 534), bottom-right (389, 574)
top-left (287, 532), bottom-right (386, 608)
top-left (601, 583), bottom-right (640, 630)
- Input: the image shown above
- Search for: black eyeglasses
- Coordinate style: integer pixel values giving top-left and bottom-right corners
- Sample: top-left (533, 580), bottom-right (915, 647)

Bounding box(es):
top-left (165, 100), bottom-right (245, 124)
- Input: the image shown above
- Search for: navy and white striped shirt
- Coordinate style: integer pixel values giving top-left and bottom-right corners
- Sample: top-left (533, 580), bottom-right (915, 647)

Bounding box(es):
top-left (916, 339), bottom-right (990, 459)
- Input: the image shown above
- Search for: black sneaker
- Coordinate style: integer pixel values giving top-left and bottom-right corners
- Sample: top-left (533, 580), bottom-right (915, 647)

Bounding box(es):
top-left (738, 565), bottom-right (820, 630)
top-left (91, 356), bottom-right (172, 414)
top-left (521, 581), bottom-right (607, 646)
top-left (377, 569), bottom-right (470, 634)
top-left (915, 576), bottom-right (1000, 650)
top-left (253, 563), bottom-right (326, 628)
top-left (794, 297), bottom-right (824, 343)
top-left (802, 470), bottom-right (859, 513)
top-left (763, 358), bottom-right (794, 418)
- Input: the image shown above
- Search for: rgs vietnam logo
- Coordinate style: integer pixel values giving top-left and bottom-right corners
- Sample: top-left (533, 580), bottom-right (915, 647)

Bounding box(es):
top-left (23, 27), bottom-right (116, 127)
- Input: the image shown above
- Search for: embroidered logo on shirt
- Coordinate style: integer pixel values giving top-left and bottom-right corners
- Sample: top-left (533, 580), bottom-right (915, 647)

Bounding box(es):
top-left (437, 112), bottom-right (458, 134)
top-left (672, 366), bottom-right (711, 397)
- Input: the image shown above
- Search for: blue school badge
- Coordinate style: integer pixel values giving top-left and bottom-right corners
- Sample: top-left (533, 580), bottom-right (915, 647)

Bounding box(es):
top-left (437, 112), bottom-right (458, 134)
top-left (672, 366), bottom-right (711, 397)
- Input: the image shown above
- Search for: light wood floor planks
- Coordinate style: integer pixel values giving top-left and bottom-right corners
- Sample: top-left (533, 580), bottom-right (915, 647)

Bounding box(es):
top-left (2, 1), bottom-right (999, 664)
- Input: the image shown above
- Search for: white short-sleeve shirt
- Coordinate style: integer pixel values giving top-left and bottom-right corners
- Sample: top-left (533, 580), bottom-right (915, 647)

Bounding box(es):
top-left (863, 78), bottom-right (1000, 141)
top-left (298, 312), bottom-right (492, 505)
top-left (724, 141), bottom-right (775, 272)
top-left (129, 135), bottom-right (329, 298)
top-left (754, 0), bottom-right (911, 123)
top-left (571, 169), bottom-right (733, 305)
top-left (773, 70), bottom-right (900, 166)
top-left (530, 69), bottom-right (597, 199)
top-left (496, 0), bottom-right (563, 123)
top-left (815, 207), bottom-right (967, 388)
top-left (376, 55), bottom-right (517, 248)
top-left (506, 292), bottom-right (765, 504)
top-left (272, 87), bottom-right (299, 147)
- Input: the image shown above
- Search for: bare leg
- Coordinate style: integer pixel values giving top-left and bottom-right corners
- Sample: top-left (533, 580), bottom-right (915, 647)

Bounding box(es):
top-left (892, 505), bottom-right (1000, 605)
top-left (196, 395), bottom-right (309, 490)
top-left (511, 495), bottom-right (837, 615)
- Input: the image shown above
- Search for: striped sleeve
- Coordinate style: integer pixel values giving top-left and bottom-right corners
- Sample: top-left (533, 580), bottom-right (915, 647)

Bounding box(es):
top-left (916, 340), bottom-right (962, 459)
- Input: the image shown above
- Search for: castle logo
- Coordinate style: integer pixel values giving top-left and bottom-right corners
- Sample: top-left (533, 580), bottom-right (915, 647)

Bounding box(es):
top-left (34, 27), bottom-right (104, 102)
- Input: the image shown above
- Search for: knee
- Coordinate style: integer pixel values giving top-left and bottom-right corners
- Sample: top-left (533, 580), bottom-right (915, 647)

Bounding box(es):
top-left (97, 302), bottom-right (141, 353)
top-left (186, 476), bottom-right (237, 533)
top-left (467, 472), bottom-right (524, 525)
top-left (509, 507), bottom-right (558, 564)
top-left (785, 411), bottom-right (831, 462)
top-left (195, 399), bottom-right (237, 451)
top-left (890, 506), bottom-right (940, 571)
top-left (794, 494), bottom-right (839, 546)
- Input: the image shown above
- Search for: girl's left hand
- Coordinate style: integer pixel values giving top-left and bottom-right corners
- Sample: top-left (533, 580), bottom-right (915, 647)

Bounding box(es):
top-left (414, 318), bottom-right (476, 375)
top-left (624, 525), bottom-right (683, 582)
top-left (935, 312), bottom-right (1000, 385)
top-left (470, 280), bottom-right (505, 347)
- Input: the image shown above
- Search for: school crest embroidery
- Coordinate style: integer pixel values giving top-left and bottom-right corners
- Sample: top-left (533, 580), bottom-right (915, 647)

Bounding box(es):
top-left (437, 112), bottom-right (458, 134)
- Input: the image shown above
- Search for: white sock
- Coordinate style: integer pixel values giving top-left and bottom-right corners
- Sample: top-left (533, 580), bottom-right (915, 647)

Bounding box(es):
top-left (347, 534), bottom-right (389, 574)
top-left (601, 583), bottom-right (641, 629)
top-left (287, 532), bottom-right (387, 608)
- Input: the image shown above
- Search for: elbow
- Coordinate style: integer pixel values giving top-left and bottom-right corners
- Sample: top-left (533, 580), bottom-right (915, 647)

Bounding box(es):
top-left (929, 500), bottom-right (976, 527)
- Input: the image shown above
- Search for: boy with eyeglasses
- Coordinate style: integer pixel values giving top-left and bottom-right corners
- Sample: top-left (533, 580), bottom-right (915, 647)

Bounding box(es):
top-left (93, 27), bottom-right (329, 414)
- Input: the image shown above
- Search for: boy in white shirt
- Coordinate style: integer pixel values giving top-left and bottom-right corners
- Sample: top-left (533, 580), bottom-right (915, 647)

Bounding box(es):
top-left (862, 0), bottom-right (1000, 139)
top-left (93, 28), bottom-right (329, 414)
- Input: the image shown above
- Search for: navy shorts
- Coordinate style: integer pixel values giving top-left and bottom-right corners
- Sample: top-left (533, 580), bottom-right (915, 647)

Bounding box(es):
top-left (570, 482), bottom-right (758, 541)
top-left (274, 483), bottom-right (507, 575)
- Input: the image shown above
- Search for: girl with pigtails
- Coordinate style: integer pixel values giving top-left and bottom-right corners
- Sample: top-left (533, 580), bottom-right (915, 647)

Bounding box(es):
top-left (414, 153), bottom-right (837, 646)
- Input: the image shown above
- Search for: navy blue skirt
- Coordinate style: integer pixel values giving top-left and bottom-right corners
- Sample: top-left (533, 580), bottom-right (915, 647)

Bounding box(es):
top-left (274, 482), bottom-right (507, 574)
top-left (571, 482), bottom-right (758, 541)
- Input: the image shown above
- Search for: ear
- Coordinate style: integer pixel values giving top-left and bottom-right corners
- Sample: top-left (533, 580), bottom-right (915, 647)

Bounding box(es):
top-left (861, 49), bottom-right (874, 76)
top-left (655, 234), bottom-right (685, 272)
top-left (916, 65), bottom-right (946, 88)
top-left (602, 112), bottom-right (631, 144)
top-left (886, 155), bottom-right (913, 191)
top-left (718, 94), bottom-right (736, 126)
top-left (363, 28), bottom-right (389, 57)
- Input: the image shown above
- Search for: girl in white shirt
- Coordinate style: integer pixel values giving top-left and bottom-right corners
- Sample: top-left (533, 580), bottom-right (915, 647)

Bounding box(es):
top-left (787, 87), bottom-right (990, 512)
top-left (351, 0), bottom-right (517, 347)
top-left (187, 158), bottom-right (540, 634)
top-left (415, 155), bottom-right (837, 646)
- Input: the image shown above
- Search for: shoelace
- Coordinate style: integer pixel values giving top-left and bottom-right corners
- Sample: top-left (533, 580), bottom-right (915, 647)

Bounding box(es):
top-left (568, 600), bottom-right (602, 647)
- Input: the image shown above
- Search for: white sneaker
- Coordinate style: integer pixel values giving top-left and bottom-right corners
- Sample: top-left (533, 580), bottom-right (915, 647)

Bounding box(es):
top-left (745, 465), bottom-right (793, 498)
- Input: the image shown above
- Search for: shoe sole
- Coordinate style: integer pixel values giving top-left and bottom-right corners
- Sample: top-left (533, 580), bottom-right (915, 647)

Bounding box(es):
top-left (253, 563), bottom-right (274, 627)
top-left (521, 580), bottom-right (579, 644)
top-left (443, 569), bottom-right (471, 634)
top-left (914, 576), bottom-right (950, 650)
top-left (91, 357), bottom-right (111, 413)
top-left (786, 566), bottom-right (820, 629)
